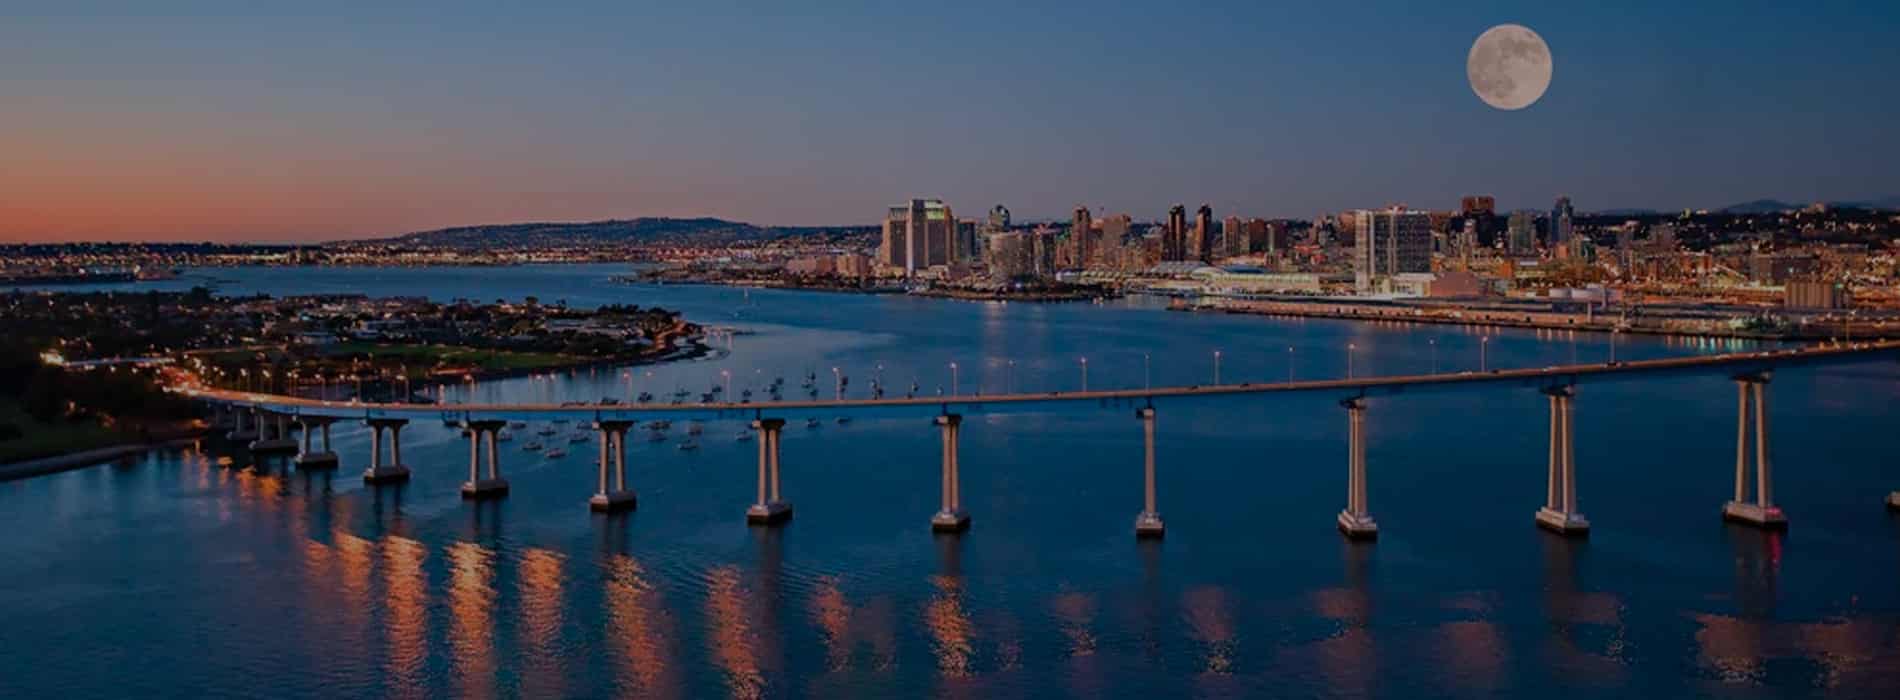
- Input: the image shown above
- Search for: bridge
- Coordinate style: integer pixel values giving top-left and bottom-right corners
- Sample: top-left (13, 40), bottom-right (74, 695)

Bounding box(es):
top-left (185, 340), bottom-right (1900, 539)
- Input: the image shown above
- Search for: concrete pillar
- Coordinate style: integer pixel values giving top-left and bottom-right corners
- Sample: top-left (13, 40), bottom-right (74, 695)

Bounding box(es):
top-left (1134, 407), bottom-right (1164, 538)
top-left (294, 417), bottom-right (339, 469)
top-left (461, 419), bottom-right (508, 499)
top-left (363, 418), bottom-right (411, 484)
top-left (225, 405), bottom-right (257, 442)
top-left (1723, 373), bottom-right (1787, 529)
top-left (932, 414), bottom-right (970, 532)
top-left (1536, 387), bottom-right (1589, 535)
top-left (589, 420), bottom-right (636, 512)
top-left (1337, 398), bottom-right (1378, 540)
top-left (747, 418), bottom-right (792, 525)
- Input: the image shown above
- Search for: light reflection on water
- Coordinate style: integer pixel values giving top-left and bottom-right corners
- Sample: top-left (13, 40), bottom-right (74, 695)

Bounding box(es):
top-left (5, 267), bottom-right (1900, 697)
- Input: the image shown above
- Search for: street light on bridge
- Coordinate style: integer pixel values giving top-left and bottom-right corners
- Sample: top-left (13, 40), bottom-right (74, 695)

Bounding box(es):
top-left (1212, 350), bottom-right (1222, 385)
top-left (948, 362), bottom-right (959, 397)
top-left (1079, 356), bottom-right (1089, 392)
top-left (1346, 343), bottom-right (1356, 379)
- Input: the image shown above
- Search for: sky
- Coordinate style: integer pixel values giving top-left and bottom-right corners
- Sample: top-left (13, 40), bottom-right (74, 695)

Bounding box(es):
top-left (3, 1), bottom-right (1897, 242)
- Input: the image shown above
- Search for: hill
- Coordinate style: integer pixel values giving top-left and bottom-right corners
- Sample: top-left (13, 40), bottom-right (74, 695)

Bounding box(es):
top-left (373, 217), bottom-right (877, 248)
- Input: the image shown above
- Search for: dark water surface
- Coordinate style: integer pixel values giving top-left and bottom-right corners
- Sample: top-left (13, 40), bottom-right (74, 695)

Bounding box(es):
top-left (4, 265), bottom-right (1899, 698)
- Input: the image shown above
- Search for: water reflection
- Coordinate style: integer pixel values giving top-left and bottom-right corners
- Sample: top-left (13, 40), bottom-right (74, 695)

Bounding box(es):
top-left (926, 534), bottom-right (974, 681)
top-left (446, 541), bottom-right (498, 697)
top-left (382, 535), bottom-right (428, 696)
top-left (1539, 536), bottom-right (1628, 685)
top-left (1308, 541), bottom-right (1375, 695)
top-left (1051, 586), bottom-right (1102, 696)
top-left (1182, 586), bottom-right (1236, 675)
top-left (706, 564), bottom-right (765, 698)
top-left (517, 547), bottom-right (566, 698)
top-left (604, 554), bottom-right (679, 698)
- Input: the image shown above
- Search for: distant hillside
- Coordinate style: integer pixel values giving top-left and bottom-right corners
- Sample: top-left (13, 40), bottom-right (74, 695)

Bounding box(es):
top-left (1718, 199), bottom-right (1802, 214)
top-left (1717, 197), bottom-right (1900, 214)
top-left (368, 217), bottom-right (877, 248)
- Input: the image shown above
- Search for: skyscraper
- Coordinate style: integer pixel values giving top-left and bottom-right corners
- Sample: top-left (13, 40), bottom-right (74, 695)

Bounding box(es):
top-left (1507, 211), bottom-right (1536, 254)
top-left (1550, 196), bottom-right (1574, 249)
top-left (987, 204), bottom-right (1011, 232)
top-left (879, 199), bottom-right (957, 276)
top-left (1353, 207), bottom-right (1432, 291)
top-left (1192, 205), bottom-right (1215, 262)
top-left (1164, 205), bottom-right (1188, 262)
top-left (1231, 214), bottom-right (1246, 258)
top-left (1071, 205), bottom-right (1094, 269)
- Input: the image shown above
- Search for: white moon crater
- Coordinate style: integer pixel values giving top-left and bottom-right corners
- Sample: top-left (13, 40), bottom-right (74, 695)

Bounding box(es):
top-left (1467, 24), bottom-right (1552, 110)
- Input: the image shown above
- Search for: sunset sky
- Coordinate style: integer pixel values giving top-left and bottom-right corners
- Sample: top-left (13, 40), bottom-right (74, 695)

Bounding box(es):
top-left (4, 2), bottom-right (1897, 242)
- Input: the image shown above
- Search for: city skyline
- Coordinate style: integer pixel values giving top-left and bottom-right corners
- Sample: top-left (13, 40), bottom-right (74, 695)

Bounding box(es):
top-left (4, 2), bottom-right (1898, 242)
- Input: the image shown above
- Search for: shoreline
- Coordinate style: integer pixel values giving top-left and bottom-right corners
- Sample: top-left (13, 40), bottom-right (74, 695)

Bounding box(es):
top-left (0, 436), bottom-right (204, 482)
top-left (618, 277), bottom-right (1116, 304)
top-left (1178, 297), bottom-right (1876, 341)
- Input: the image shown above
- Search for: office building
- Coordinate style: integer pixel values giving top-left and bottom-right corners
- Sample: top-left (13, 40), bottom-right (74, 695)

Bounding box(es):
top-left (1192, 205), bottom-right (1215, 261)
top-left (879, 199), bottom-right (957, 276)
top-left (1550, 196), bottom-right (1574, 249)
top-left (1507, 211), bottom-right (1536, 254)
top-left (1072, 206), bottom-right (1095, 269)
top-left (1353, 207), bottom-right (1433, 292)
top-left (1460, 195), bottom-right (1496, 216)
top-left (1163, 205), bottom-right (1188, 261)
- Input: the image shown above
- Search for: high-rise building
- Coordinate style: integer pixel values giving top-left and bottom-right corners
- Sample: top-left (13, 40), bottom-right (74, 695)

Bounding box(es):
top-left (987, 204), bottom-right (1011, 232)
top-left (1353, 207), bottom-right (1433, 291)
top-left (1220, 215), bottom-right (1244, 258)
top-left (1507, 211), bottom-right (1536, 254)
top-left (956, 219), bottom-right (979, 263)
top-left (879, 199), bottom-right (957, 276)
top-left (1550, 196), bottom-right (1574, 249)
top-left (986, 230), bottom-right (1034, 283)
top-left (1163, 205), bottom-right (1188, 261)
top-left (1099, 214), bottom-right (1131, 244)
top-left (1071, 206), bottom-right (1095, 269)
top-left (1192, 205), bottom-right (1215, 261)
top-left (1460, 195), bottom-right (1496, 216)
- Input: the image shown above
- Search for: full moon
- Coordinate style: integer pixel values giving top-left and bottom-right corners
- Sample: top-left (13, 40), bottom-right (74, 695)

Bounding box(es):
top-left (1467, 24), bottom-right (1552, 110)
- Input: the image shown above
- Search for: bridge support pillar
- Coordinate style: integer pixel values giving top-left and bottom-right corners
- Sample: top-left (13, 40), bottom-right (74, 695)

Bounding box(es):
top-left (590, 420), bottom-right (637, 512)
top-left (250, 411), bottom-right (299, 454)
top-left (747, 418), bottom-right (792, 525)
top-left (461, 420), bottom-right (509, 499)
top-left (1337, 398), bottom-right (1378, 540)
top-left (1134, 407), bottom-right (1164, 538)
top-left (1724, 374), bottom-right (1787, 529)
top-left (932, 414), bottom-right (970, 533)
top-left (294, 417), bottom-right (339, 469)
top-left (363, 418), bottom-right (411, 484)
top-left (1536, 386), bottom-right (1589, 536)
top-left (225, 406), bottom-right (257, 442)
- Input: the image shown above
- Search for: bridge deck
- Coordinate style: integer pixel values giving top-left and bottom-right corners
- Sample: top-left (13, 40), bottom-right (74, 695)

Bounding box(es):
top-left (183, 341), bottom-right (1900, 421)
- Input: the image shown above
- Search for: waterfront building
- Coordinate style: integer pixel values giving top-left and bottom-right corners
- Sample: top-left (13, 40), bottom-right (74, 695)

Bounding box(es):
top-left (1192, 205), bottom-right (1215, 261)
top-left (1072, 206), bottom-right (1095, 269)
top-left (987, 204), bottom-right (1011, 232)
top-left (1353, 207), bottom-right (1433, 292)
top-left (1099, 213), bottom-right (1131, 244)
top-left (1162, 205), bottom-right (1188, 261)
top-left (985, 231), bottom-right (1031, 282)
top-left (1784, 278), bottom-right (1848, 309)
top-left (879, 199), bottom-right (958, 276)
top-left (1550, 196), bottom-right (1575, 249)
top-left (957, 219), bottom-right (979, 263)
top-left (1220, 215), bottom-right (1244, 259)
top-left (1508, 211), bottom-right (1537, 255)
top-left (1460, 195), bottom-right (1496, 216)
